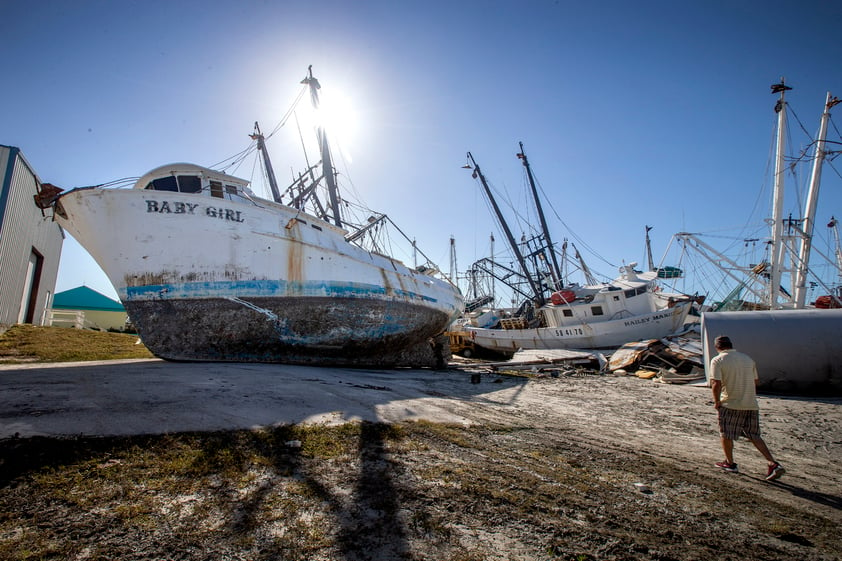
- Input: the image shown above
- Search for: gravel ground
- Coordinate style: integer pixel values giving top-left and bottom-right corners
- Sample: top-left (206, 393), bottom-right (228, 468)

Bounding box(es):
top-left (1, 364), bottom-right (840, 560)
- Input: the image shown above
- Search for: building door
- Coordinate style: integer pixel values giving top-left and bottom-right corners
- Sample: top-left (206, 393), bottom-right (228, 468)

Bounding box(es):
top-left (17, 249), bottom-right (44, 324)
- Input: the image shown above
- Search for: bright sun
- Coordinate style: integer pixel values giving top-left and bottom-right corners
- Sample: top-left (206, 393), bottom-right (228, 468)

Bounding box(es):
top-left (313, 88), bottom-right (359, 162)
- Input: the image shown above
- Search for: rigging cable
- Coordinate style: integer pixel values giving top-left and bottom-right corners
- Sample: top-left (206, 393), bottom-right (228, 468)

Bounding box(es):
top-left (209, 85), bottom-right (308, 175)
top-left (208, 140), bottom-right (258, 173)
top-left (785, 104), bottom-right (806, 218)
top-left (98, 177), bottom-right (139, 189)
top-left (526, 161), bottom-right (616, 269)
top-left (266, 85), bottom-right (308, 141)
top-left (710, 110), bottom-right (781, 260)
top-left (824, 114), bottom-right (842, 181)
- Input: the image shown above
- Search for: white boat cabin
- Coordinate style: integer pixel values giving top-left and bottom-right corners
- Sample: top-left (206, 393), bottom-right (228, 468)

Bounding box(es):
top-left (542, 265), bottom-right (667, 328)
top-left (136, 163), bottom-right (256, 204)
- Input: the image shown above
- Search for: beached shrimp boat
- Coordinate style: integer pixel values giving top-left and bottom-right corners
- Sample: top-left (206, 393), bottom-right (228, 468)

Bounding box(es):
top-left (35, 68), bottom-right (463, 367)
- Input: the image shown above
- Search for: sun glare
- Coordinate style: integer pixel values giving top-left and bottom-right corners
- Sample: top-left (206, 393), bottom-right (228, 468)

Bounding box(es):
top-left (313, 88), bottom-right (359, 163)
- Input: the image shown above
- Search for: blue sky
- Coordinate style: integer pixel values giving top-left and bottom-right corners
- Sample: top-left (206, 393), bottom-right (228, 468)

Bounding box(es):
top-left (3, 1), bottom-right (841, 304)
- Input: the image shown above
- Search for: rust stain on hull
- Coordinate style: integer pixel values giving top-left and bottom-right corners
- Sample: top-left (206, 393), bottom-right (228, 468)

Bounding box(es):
top-left (286, 220), bottom-right (303, 288)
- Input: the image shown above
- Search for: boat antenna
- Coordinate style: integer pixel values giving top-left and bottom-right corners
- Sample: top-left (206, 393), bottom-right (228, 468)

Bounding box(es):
top-left (518, 142), bottom-right (563, 287)
top-left (302, 65), bottom-right (343, 228)
top-left (250, 122), bottom-right (283, 203)
top-left (466, 152), bottom-right (545, 305)
top-left (645, 225), bottom-right (654, 271)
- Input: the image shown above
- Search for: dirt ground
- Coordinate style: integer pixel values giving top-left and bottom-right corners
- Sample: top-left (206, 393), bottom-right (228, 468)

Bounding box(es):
top-left (1, 363), bottom-right (840, 560)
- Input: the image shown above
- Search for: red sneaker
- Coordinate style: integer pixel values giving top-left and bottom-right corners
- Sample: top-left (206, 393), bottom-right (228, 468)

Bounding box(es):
top-left (765, 463), bottom-right (785, 481)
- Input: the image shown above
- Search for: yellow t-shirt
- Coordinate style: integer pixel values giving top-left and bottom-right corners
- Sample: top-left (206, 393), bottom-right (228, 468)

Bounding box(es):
top-left (710, 349), bottom-right (759, 410)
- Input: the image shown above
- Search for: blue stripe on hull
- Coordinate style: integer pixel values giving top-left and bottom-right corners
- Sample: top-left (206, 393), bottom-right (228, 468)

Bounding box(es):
top-left (123, 279), bottom-right (437, 304)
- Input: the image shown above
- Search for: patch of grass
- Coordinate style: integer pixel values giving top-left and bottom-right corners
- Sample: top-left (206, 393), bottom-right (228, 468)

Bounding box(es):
top-left (0, 324), bottom-right (153, 363)
top-left (296, 423), bottom-right (367, 458)
top-left (405, 420), bottom-right (477, 448)
top-left (448, 549), bottom-right (488, 561)
top-left (410, 509), bottom-right (452, 538)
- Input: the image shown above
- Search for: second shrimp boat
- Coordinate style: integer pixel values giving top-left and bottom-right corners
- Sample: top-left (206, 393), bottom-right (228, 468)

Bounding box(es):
top-left (457, 146), bottom-right (693, 356)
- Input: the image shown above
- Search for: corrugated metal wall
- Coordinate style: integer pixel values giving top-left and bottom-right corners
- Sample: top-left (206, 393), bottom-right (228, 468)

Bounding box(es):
top-left (0, 145), bottom-right (64, 326)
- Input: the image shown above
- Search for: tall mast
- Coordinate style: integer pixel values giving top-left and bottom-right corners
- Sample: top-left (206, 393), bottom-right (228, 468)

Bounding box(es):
top-left (302, 66), bottom-right (343, 228)
top-left (250, 122), bottom-right (282, 203)
top-left (645, 225), bottom-right (655, 271)
top-left (467, 152), bottom-right (544, 305)
top-left (518, 142), bottom-right (563, 287)
top-left (793, 92), bottom-right (840, 308)
top-left (768, 79), bottom-right (791, 308)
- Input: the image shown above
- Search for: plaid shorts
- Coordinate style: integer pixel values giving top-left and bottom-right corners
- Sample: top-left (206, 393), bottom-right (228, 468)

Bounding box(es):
top-left (718, 407), bottom-right (761, 440)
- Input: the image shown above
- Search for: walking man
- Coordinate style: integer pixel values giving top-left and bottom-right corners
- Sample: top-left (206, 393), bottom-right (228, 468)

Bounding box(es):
top-left (709, 335), bottom-right (785, 481)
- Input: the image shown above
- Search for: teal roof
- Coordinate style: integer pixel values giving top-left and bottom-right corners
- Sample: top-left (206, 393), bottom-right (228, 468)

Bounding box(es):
top-left (53, 286), bottom-right (125, 312)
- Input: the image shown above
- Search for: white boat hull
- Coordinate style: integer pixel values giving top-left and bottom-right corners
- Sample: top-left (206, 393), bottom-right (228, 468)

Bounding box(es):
top-left (54, 187), bottom-right (463, 366)
top-left (464, 302), bottom-right (692, 354)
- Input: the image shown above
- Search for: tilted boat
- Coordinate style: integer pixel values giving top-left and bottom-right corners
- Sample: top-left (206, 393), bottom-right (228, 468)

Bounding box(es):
top-left (35, 67), bottom-right (464, 367)
top-left (457, 146), bottom-right (693, 356)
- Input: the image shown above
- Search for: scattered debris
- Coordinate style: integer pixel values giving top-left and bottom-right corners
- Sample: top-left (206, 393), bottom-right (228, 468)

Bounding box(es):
top-left (481, 348), bottom-right (603, 375)
top-left (452, 332), bottom-right (706, 385)
top-left (608, 340), bottom-right (659, 372)
top-left (607, 334), bottom-right (705, 384)
top-left (656, 366), bottom-right (707, 385)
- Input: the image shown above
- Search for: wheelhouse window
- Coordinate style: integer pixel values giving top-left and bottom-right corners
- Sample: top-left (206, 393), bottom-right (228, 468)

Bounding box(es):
top-left (145, 173), bottom-right (248, 200)
top-left (178, 175), bottom-right (202, 193)
top-left (145, 175), bottom-right (202, 193)
top-left (210, 180), bottom-right (224, 198)
top-left (591, 306), bottom-right (604, 316)
top-left (146, 176), bottom-right (178, 192)
top-left (624, 286), bottom-right (648, 298)
top-left (562, 309), bottom-right (573, 317)
top-left (223, 183), bottom-right (251, 203)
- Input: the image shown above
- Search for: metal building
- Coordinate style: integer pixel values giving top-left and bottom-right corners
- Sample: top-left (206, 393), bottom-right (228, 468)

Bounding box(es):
top-left (0, 144), bottom-right (64, 327)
